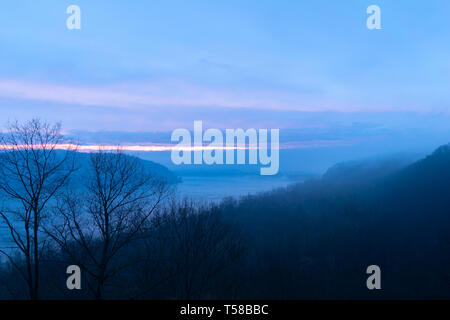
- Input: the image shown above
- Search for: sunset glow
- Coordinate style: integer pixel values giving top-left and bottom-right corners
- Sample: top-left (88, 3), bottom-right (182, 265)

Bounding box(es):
top-left (0, 139), bottom-right (346, 153)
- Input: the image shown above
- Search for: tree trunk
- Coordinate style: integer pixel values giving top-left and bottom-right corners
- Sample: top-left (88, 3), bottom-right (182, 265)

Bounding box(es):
top-left (33, 210), bottom-right (39, 300)
top-left (26, 249), bottom-right (34, 300)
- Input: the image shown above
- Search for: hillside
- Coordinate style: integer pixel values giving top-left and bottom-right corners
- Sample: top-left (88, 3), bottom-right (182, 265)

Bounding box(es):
top-left (217, 144), bottom-right (450, 299)
top-left (71, 151), bottom-right (179, 185)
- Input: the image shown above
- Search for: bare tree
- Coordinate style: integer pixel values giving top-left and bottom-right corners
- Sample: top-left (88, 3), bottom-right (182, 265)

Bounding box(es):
top-left (0, 119), bottom-right (77, 300)
top-left (46, 149), bottom-right (170, 299)
top-left (139, 200), bottom-right (244, 299)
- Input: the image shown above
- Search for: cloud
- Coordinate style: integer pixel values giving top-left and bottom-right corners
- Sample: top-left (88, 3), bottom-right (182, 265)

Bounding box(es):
top-left (0, 78), bottom-right (306, 111)
top-left (0, 78), bottom-right (405, 113)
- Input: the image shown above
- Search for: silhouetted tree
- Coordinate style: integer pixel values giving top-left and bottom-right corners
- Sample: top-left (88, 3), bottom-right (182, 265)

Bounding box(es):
top-left (143, 200), bottom-right (244, 299)
top-left (46, 149), bottom-right (171, 299)
top-left (0, 119), bottom-right (77, 299)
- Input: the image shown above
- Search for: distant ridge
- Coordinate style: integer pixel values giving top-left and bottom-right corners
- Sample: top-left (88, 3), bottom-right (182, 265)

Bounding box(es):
top-left (371, 143), bottom-right (450, 215)
top-left (72, 151), bottom-right (179, 184)
top-left (321, 154), bottom-right (416, 186)
top-left (39, 150), bottom-right (179, 186)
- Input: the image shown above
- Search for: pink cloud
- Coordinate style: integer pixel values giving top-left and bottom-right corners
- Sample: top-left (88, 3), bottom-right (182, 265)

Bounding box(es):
top-left (0, 78), bottom-right (408, 113)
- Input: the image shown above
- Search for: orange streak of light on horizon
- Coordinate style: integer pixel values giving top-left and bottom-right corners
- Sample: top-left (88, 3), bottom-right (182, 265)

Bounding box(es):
top-left (0, 143), bottom-right (259, 152)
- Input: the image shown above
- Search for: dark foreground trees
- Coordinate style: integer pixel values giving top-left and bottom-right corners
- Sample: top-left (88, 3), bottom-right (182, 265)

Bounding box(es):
top-left (0, 119), bottom-right (77, 300)
top-left (0, 120), bottom-right (244, 300)
top-left (46, 149), bottom-right (171, 299)
top-left (131, 200), bottom-right (245, 299)
top-left (0, 199), bottom-right (245, 299)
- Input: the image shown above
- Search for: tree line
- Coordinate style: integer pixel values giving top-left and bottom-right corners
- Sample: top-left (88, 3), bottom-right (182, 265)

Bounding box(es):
top-left (0, 119), bottom-right (243, 299)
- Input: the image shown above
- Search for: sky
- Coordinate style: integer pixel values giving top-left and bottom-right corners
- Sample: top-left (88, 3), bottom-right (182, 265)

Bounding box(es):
top-left (0, 0), bottom-right (450, 167)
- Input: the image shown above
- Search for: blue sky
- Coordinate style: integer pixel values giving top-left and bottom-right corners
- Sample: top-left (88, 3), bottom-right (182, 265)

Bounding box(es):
top-left (0, 0), bottom-right (449, 152)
